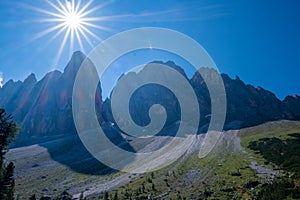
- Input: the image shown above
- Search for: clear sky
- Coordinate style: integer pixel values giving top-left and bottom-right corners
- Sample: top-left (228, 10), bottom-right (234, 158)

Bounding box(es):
top-left (0, 0), bottom-right (299, 99)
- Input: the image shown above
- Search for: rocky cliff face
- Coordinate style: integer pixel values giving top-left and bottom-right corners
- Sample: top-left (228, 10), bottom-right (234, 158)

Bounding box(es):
top-left (220, 74), bottom-right (294, 129)
top-left (103, 62), bottom-right (300, 132)
top-left (1, 52), bottom-right (299, 147)
top-left (102, 61), bottom-right (183, 132)
top-left (0, 51), bottom-right (103, 147)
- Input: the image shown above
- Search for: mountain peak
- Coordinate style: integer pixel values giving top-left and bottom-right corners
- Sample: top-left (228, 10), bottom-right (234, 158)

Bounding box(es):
top-left (64, 51), bottom-right (87, 76)
top-left (284, 94), bottom-right (300, 101)
top-left (2, 79), bottom-right (22, 89)
top-left (148, 60), bottom-right (188, 78)
top-left (72, 51), bottom-right (86, 59)
top-left (24, 73), bottom-right (37, 85)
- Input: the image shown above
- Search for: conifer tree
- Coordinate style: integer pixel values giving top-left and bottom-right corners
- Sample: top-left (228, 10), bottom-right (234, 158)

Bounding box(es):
top-left (0, 108), bottom-right (18, 199)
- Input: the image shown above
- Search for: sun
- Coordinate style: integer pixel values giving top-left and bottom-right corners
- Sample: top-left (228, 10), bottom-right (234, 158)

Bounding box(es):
top-left (29, 0), bottom-right (112, 65)
top-left (62, 0), bottom-right (84, 29)
top-left (65, 12), bottom-right (82, 28)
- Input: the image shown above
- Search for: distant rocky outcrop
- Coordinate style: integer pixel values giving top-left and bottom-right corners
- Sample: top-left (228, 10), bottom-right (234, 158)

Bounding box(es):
top-left (283, 95), bottom-right (300, 119)
top-left (0, 51), bottom-right (300, 147)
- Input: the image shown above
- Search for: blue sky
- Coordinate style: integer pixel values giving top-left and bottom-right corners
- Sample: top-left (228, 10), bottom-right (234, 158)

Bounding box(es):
top-left (0, 0), bottom-right (299, 99)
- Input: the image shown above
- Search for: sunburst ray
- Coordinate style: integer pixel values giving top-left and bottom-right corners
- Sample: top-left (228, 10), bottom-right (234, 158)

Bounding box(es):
top-left (28, 0), bottom-right (111, 67)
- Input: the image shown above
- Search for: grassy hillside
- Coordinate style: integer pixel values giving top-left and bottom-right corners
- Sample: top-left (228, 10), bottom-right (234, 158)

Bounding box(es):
top-left (239, 120), bottom-right (300, 200)
top-left (100, 120), bottom-right (300, 200)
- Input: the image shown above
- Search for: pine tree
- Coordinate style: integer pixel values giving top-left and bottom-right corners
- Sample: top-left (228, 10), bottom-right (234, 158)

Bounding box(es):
top-left (0, 109), bottom-right (17, 166)
top-left (55, 190), bottom-right (72, 200)
top-left (113, 191), bottom-right (118, 200)
top-left (1, 162), bottom-right (15, 199)
top-left (79, 192), bottom-right (84, 200)
top-left (29, 194), bottom-right (37, 200)
top-left (151, 183), bottom-right (156, 191)
top-left (0, 108), bottom-right (18, 199)
top-left (142, 182), bottom-right (145, 193)
top-left (103, 191), bottom-right (109, 200)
